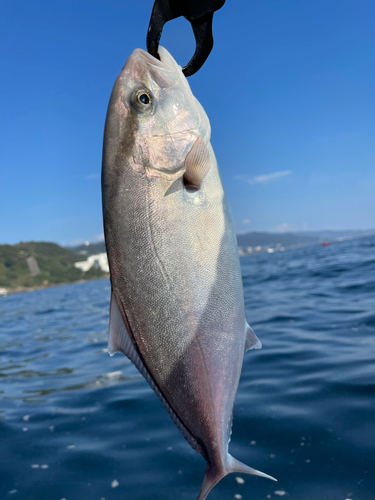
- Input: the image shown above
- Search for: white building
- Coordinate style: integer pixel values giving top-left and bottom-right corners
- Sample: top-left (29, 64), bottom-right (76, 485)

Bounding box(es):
top-left (74, 253), bottom-right (109, 273)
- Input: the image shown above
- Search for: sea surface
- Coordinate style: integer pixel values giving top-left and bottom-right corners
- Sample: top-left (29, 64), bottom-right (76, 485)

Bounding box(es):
top-left (1, 236), bottom-right (374, 500)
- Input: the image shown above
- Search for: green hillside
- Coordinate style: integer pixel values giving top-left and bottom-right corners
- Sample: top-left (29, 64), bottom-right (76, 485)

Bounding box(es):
top-left (0, 241), bottom-right (105, 290)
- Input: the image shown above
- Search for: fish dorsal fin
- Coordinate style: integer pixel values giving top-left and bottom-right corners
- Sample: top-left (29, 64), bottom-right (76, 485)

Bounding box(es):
top-left (108, 292), bottom-right (205, 457)
top-left (183, 137), bottom-right (211, 190)
top-left (244, 322), bottom-right (262, 352)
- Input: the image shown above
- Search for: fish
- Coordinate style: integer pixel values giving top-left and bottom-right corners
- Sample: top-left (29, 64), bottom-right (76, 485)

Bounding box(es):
top-left (101, 46), bottom-right (276, 500)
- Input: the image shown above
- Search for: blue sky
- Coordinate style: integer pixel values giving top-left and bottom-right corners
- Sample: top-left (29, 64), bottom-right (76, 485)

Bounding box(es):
top-left (1, 0), bottom-right (374, 245)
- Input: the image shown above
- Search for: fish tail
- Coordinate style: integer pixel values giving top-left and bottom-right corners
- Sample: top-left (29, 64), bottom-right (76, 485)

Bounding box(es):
top-left (228, 455), bottom-right (277, 481)
top-left (195, 463), bottom-right (226, 500)
top-left (196, 454), bottom-right (277, 500)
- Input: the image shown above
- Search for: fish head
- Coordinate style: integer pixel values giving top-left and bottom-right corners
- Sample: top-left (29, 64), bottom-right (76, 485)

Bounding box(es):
top-left (105, 47), bottom-right (211, 178)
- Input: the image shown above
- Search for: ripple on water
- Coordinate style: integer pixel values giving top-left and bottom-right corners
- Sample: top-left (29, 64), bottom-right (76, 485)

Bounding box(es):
top-left (1, 239), bottom-right (375, 499)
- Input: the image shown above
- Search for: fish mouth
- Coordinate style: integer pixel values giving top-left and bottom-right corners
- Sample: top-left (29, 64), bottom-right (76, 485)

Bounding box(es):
top-left (126, 47), bottom-right (183, 89)
top-left (130, 48), bottom-right (169, 71)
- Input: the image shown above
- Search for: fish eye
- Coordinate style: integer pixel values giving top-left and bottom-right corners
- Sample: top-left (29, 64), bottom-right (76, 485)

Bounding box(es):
top-left (139, 93), bottom-right (149, 105)
top-left (132, 89), bottom-right (153, 111)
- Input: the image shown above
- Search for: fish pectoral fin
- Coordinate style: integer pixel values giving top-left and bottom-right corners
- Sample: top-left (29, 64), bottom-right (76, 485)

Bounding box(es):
top-left (244, 322), bottom-right (262, 352)
top-left (183, 136), bottom-right (211, 190)
top-left (108, 293), bottom-right (206, 458)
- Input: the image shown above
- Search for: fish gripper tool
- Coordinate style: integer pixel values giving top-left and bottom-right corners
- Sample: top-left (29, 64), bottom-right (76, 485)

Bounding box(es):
top-left (147, 0), bottom-right (226, 77)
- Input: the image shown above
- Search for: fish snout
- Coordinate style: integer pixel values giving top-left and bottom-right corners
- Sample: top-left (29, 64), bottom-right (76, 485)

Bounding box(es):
top-left (123, 48), bottom-right (179, 90)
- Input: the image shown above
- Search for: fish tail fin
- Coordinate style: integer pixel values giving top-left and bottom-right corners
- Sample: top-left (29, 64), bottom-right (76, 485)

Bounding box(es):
top-left (228, 455), bottom-right (277, 481)
top-left (196, 455), bottom-right (277, 500)
top-left (195, 463), bottom-right (226, 500)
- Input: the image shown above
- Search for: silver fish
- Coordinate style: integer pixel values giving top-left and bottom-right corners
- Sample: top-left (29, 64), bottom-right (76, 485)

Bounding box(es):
top-left (101, 46), bottom-right (276, 500)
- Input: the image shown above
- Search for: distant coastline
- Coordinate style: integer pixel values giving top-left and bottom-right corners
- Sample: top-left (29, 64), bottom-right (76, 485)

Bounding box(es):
top-left (236, 229), bottom-right (374, 257)
top-left (0, 241), bottom-right (108, 295)
top-left (0, 275), bottom-right (110, 296)
top-left (1, 230), bottom-right (373, 295)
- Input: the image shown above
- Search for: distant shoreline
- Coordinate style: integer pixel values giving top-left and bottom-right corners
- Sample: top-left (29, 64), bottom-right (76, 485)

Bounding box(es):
top-left (0, 275), bottom-right (110, 296)
top-left (2, 232), bottom-right (373, 296)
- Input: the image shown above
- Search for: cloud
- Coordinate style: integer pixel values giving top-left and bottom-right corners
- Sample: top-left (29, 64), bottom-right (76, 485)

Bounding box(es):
top-left (242, 219), bottom-right (251, 225)
top-left (68, 238), bottom-right (90, 247)
top-left (66, 234), bottom-right (104, 247)
top-left (247, 170), bottom-right (292, 185)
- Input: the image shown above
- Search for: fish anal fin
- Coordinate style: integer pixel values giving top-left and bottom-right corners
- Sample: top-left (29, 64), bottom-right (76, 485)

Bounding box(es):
top-left (108, 292), bottom-right (205, 457)
top-left (108, 292), bottom-right (132, 356)
top-left (183, 136), bottom-right (211, 190)
top-left (245, 322), bottom-right (262, 352)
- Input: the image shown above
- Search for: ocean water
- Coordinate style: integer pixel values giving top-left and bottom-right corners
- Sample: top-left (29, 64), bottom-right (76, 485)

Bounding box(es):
top-left (1, 236), bottom-right (374, 500)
